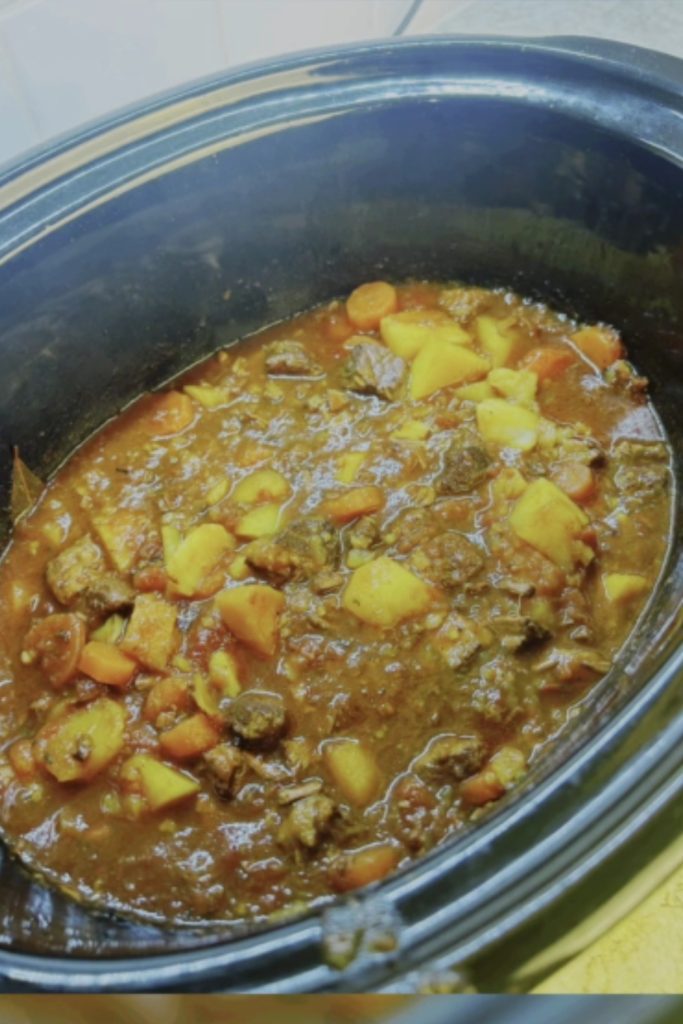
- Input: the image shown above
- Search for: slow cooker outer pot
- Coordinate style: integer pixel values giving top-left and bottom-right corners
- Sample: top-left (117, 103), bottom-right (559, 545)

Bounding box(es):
top-left (0, 36), bottom-right (680, 993)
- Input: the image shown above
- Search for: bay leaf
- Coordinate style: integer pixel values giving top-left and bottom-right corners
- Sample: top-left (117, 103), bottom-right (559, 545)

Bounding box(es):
top-left (10, 448), bottom-right (44, 523)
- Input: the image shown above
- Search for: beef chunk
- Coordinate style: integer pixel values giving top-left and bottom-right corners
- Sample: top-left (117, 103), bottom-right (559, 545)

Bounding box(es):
top-left (438, 443), bottom-right (491, 495)
top-left (204, 743), bottom-right (245, 799)
top-left (230, 690), bottom-right (287, 745)
top-left (279, 793), bottom-right (335, 848)
top-left (494, 615), bottom-right (551, 653)
top-left (411, 531), bottom-right (483, 588)
top-left (385, 507), bottom-right (439, 554)
top-left (415, 734), bottom-right (486, 781)
top-left (246, 518), bottom-right (340, 581)
top-left (347, 514), bottom-right (380, 551)
top-left (264, 340), bottom-right (322, 377)
top-left (342, 341), bottom-right (405, 400)
top-left (433, 612), bottom-right (481, 670)
top-left (77, 573), bottom-right (135, 618)
top-left (612, 438), bottom-right (669, 510)
top-left (46, 534), bottom-right (105, 605)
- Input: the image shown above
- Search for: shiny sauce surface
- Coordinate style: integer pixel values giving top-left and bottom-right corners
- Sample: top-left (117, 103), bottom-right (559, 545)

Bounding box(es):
top-left (0, 281), bottom-right (672, 923)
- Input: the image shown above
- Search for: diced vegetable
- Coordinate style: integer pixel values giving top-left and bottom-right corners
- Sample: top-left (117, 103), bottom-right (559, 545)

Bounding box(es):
top-left (330, 843), bottom-right (399, 892)
top-left (319, 485), bottom-right (384, 524)
top-left (144, 676), bottom-right (192, 722)
top-left (23, 613), bottom-right (86, 688)
top-left (490, 745), bottom-right (526, 786)
top-left (324, 739), bottom-right (381, 806)
top-left (572, 326), bottom-right (623, 369)
top-left (194, 651), bottom-right (241, 716)
top-left (409, 341), bottom-right (489, 400)
top-left (346, 281), bottom-right (398, 331)
top-left (121, 754), bottom-right (200, 811)
top-left (550, 461), bottom-right (596, 503)
top-left (34, 697), bottom-right (126, 782)
top-left (336, 451), bottom-right (367, 484)
top-left (161, 524), bottom-right (181, 563)
top-left (208, 650), bottom-right (241, 697)
top-left (487, 367), bottom-right (538, 406)
top-left (92, 510), bottom-right (151, 573)
top-left (520, 345), bottom-right (576, 380)
top-left (491, 467), bottom-right (527, 502)
top-left (121, 594), bottom-right (178, 671)
top-left (510, 478), bottom-right (591, 571)
top-left (233, 469), bottom-right (290, 504)
top-left (166, 523), bottom-right (234, 598)
top-left (380, 309), bottom-right (470, 360)
top-left (235, 503), bottom-right (283, 539)
top-left (461, 745), bottom-right (526, 805)
top-left (183, 384), bottom-right (225, 409)
top-left (603, 572), bottom-right (650, 604)
top-left (8, 739), bottom-right (37, 780)
top-left (206, 479), bottom-right (229, 506)
top-left (343, 555), bottom-right (433, 627)
top-left (476, 315), bottom-right (516, 367)
top-left (78, 641), bottom-right (137, 688)
top-left (216, 584), bottom-right (285, 657)
top-left (90, 613), bottom-right (126, 645)
top-left (142, 391), bottom-right (196, 436)
top-left (391, 419), bottom-right (431, 441)
top-left (476, 398), bottom-right (539, 451)
top-left (159, 713), bottom-right (221, 760)
top-left (455, 381), bottom-right (495, 403)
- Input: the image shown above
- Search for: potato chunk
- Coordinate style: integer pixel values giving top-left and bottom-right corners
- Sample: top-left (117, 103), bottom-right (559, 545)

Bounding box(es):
top-left (216, 584), bottom-right (285, 657)
top-left (34, 697), bottom-right (126, 783)
top-left (510, 478), bottom-right (591, 571)
top-left (380, 309), bottom-right (471, 360)
top-left (121, 593), bottom-right (178, 671)
top-left (319, 485), bottom-right (384, 524)
top-left (487, 367), bottom-right (538, 406)
top-left (410, 341), bottom-right (489, 400)
top-left (603, 572), bottom-right (650, 604)
top-left (235, 503), bottom-right (283, 539)
top-left (476, 315), bottom-right (516, 367)
top-left (343, 555), bottom-right (433, 627)
top-left (121, 754), bottom-right (200, 811)
top-left (159, 713), bottom-right (221, 760)
top-left (234, 469), bottom-right (290, 504)
top-left (476, 398), bottom-right (539, 451)
top-left (166, 523), bottom-right (234, 597)
top-left (91, 510), bottom-right (152, 573)
top-left (336, 451), bottom-right (367, 484)
top-left (324, 739), bottom-right (381, 806)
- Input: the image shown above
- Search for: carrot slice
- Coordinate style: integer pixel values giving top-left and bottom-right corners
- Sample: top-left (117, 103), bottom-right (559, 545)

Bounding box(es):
top-left (550, 462), bottom-right (597, 503)
top-left (571, 326), bottom-right (623, 369)
top-left (159, 713), bottom-right (220, 760)
top-left (23, 613), bottom-right (86, 689)
top-left (346, 282), bottom-right (398, 331)
top-left (143, 391), bottom-right (196, 437)
top-left (520, 345), bottom-right (576, 380)
top-left (460, 770), bottom-right (505, 806)
top-left (78, 640), bottom-right (137, 688)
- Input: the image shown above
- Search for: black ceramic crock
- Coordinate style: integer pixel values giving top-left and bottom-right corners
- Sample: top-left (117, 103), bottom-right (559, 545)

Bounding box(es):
top-left (0, 36), bottom-right (680, 994)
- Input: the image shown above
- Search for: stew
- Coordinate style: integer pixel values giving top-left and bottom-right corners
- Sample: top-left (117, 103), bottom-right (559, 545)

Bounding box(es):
top-left (0, 281), bottom-right (672, 924)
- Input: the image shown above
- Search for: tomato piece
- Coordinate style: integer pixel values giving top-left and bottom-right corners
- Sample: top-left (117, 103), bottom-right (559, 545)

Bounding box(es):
top-left (23, 613), bottom-right (86, 688)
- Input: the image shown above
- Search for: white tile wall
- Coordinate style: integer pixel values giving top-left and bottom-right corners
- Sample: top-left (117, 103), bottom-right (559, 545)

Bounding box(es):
top-left (0, 0), bottom-right (680, 169)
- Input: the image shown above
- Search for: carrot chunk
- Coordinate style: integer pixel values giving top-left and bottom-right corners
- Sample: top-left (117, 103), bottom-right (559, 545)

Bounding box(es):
top-left (520, 345), bottom-right (576, 380)
top-left (78, 641), bottom-right (138, 688)
top-left (319, 485), bottom-right (384, 524)
top-left (571, 326), bottom-right (623, 369)
top-left (159, 713), bottom-right (220, 760)
top-left (550, 461), bottom-right (597, 503)
top-left (8, 739), bottom-right (37, 780)
top-left (330, 843), bottom-right (400, 892)
top-left (142, 391), bottom-right (196, 437)
top-left (346, 281), bottom-right (398, 331)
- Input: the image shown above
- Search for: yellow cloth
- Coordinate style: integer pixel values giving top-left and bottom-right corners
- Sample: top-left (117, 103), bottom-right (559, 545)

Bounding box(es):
top-left (534, 860), bottom-right (683, 993)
